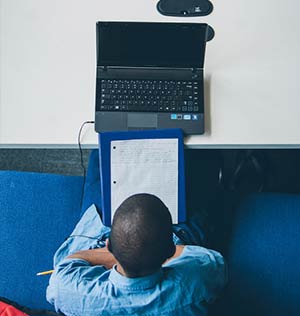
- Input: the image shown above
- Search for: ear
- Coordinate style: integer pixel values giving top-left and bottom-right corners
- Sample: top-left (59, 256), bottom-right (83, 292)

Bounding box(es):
top-left (166, 242), bottom-right (176, 259)
top-left (107, 238), bottom-right (113, 253)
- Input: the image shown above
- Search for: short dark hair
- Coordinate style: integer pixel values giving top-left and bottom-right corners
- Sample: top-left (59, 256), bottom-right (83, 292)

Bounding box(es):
top-left (108, 193), bottom-right (175, 277)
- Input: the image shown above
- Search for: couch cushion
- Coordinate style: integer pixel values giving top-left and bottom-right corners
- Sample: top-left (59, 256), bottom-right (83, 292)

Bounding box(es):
top-left (81, 149), bottom-right (102, 216)
top-left (226, 193), bottom-right (300, 316)
top-left (0, 171), bottom-right (83, 310)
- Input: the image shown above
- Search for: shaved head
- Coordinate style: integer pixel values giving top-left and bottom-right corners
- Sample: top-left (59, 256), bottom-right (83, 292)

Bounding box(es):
top-left (109, 194), bottom-right (175, 277)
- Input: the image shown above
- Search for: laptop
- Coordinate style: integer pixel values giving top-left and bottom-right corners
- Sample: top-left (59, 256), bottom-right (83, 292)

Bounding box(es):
top-left (95, 21), bottom-right (208, 135)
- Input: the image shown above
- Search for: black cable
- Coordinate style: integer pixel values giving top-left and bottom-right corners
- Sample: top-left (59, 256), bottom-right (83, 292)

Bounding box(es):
top-left (228, 150), bottom-right (266, 193)
top-left (78, 120), bottom-right (95, 211)
top-left (68, 235), bottom-right (107, 248)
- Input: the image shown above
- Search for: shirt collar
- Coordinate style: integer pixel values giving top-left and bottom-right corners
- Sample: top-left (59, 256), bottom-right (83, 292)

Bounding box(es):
top-left (109, 265), bottom-right (162, 291)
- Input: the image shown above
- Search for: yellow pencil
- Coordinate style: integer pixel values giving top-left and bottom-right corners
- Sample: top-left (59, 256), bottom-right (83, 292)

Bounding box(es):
top-left (36, 269), bottom-right (54, 276)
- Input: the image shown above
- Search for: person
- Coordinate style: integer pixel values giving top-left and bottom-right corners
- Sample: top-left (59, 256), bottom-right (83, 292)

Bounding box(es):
top-left (47, 194), bottom-right (226, 316)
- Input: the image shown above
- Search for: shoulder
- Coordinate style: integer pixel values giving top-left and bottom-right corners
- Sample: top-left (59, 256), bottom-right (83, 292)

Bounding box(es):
top-left (164, 245), bottom-right (225, 269)
top-left (162, 246), bottom-right (227, 302)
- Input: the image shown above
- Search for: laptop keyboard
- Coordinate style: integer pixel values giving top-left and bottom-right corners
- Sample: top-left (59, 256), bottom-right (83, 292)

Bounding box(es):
top-left (98, 79), bottom-right (201, 113)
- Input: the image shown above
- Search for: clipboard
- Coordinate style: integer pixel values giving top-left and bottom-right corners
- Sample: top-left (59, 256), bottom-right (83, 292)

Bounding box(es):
top-left (98, 129), bottom-right (186, 226)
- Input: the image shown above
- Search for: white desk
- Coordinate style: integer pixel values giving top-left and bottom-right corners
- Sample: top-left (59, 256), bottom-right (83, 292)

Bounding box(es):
top-left (1, 0), bottom-right (300, 148)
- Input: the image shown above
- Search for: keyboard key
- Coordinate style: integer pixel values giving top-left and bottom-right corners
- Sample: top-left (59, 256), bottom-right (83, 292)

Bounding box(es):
top-left (98, 79), bottom-right (201, 113)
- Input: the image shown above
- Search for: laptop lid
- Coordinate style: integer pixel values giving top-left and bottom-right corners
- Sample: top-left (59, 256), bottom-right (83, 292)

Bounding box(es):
top-left (96, 22), bottom-right (208, 69)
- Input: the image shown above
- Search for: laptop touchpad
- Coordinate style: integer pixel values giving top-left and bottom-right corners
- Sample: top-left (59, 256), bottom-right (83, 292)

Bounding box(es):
top-left (128, 113), bottom-right (158, 128)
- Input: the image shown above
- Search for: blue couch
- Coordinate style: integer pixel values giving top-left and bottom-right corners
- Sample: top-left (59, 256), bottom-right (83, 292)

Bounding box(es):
top-left (1, 150), bottom-right (300, 315)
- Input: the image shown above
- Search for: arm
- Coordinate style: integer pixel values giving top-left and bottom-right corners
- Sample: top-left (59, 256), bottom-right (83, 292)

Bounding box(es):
top-left (47, 255), bottom-right (111, 313)
top-left (67, 246), bottom-right (117, 269)
top-left (67, 245), bottom-right (184, 269)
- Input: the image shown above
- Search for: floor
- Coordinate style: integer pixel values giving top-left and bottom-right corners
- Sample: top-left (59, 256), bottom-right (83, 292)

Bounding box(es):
top-left (1, 148), bottom-right (299, 187)
top-left (0, 149), bottom-right (91, 176)
top-left (1, 148), bottom-right (299, 207)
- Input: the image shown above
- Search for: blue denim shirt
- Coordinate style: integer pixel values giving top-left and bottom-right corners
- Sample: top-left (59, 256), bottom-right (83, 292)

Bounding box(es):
top-left (47, 205), bottom-right (226, 316)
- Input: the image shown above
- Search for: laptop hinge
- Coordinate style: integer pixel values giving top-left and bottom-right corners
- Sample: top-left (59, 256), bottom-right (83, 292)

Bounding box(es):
top-left (99, 66), bottom-right (202, 71)
top-left (191, 68), bottom-right (203, 79)
top-left (97, 66), bottom-right (203, 80)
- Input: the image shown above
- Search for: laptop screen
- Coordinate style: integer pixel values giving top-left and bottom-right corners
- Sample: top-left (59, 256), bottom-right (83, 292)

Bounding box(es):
top-left (97, 22), bottom-right (207, 68)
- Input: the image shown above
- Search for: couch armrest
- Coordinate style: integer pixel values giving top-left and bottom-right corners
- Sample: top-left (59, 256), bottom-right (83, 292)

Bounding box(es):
top-left (0, 171), bottom-right (83, 310)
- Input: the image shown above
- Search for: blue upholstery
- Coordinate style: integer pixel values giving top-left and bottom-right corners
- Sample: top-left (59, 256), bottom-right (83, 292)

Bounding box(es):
top-left (0, 171), bottom-right (83, 310)
top-left (1, 159), bottom-right (300, 315)
top-left (226, 193), bottom-right (300, 316)
top-left (81, 149), bottom-right (102, 215)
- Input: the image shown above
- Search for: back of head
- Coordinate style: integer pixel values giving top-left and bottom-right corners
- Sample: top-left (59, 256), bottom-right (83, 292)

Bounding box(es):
top-left (109, 194), bottom-right (175, 277)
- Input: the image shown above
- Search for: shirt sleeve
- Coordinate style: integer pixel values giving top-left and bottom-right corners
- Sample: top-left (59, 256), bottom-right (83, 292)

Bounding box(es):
top-left (164, 245), bottom-right (227, 303)
top-left (47, 205), bottom-right (111, 313)
top-left (53, 204), bottom-right (111, 267)
top-left (46, 258), bottom-right (108, 314)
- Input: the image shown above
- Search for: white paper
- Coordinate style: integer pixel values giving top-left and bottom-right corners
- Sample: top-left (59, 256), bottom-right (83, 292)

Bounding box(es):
top-left (110, 138), bottom-right (178, 224)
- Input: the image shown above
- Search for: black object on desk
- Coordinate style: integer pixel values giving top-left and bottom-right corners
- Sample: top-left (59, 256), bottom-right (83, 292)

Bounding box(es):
top-left (157, 0), bottom-right (213, 17)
